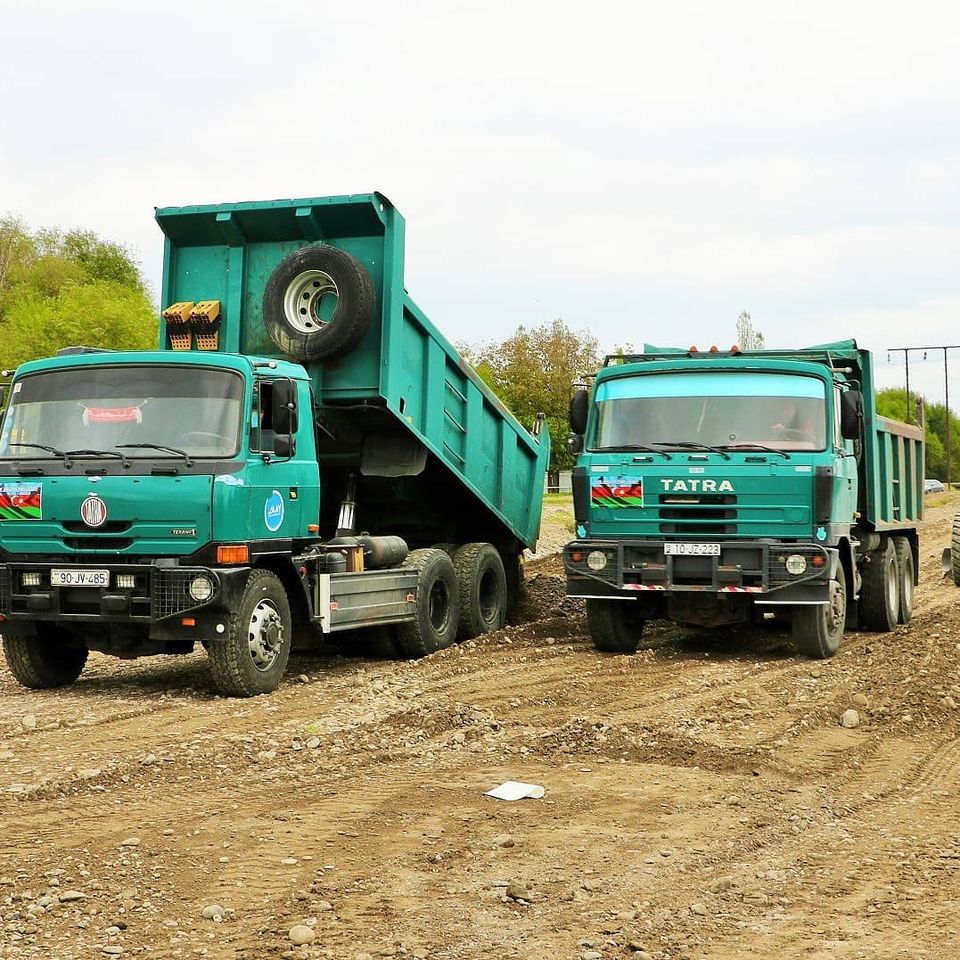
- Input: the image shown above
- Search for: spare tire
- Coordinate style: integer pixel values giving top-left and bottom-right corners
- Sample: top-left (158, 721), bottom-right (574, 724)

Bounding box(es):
top-left (262, 244), bottom-right (375, 362)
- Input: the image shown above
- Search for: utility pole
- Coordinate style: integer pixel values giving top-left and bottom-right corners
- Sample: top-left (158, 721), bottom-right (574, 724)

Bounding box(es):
top-left (888, 344), bottom-right (960, 487)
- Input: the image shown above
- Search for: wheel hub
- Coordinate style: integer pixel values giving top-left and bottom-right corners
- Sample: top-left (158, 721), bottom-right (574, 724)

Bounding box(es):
top-left (248, 599), bottom-right (284, 671)
top-left (282, 269), bottom-right (339, 334)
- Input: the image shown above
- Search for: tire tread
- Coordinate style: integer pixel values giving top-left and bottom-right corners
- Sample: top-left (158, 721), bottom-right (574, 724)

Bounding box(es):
top-left (453, 542), bottom-right (507, 641)
top-left (859, 539), bottom-right (898, 632)
top-left (586, 599), bottom-right (645, 653)
top-left (2, 633), bottom-right (87, 689)
top-left (207, 570), bottom-right (291, 697)
top-left (396, 549), bottom-right (459, 658)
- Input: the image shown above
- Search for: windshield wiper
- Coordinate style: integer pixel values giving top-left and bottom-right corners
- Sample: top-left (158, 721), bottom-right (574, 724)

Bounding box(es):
top-left (116, 443), bottom-right (193, 467)
top-left (720, 443), bottom-right (791, 459)
top-left (592, 444), bottom-right (672, 460)
top-left (6, 442), bottom-right (73, 467)
top-left (653, 440), bottom-right (731, 460)
top-left (66, 448), bottom-right (132, 469)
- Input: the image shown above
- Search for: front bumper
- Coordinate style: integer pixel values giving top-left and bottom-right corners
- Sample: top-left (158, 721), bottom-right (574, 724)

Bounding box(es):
top-left (564, 539), bottom-right (834, 598)
top-left (0, 562), bottom-right (238, 623)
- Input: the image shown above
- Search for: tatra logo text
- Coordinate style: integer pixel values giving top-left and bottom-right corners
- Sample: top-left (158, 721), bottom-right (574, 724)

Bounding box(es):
top-left (660, 479), bottom-right (734, 493)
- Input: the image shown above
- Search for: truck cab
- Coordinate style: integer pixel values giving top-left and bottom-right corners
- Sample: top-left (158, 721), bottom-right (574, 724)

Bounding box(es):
top-left (0, 351), bottom-right (317, 674)
top-left (564, 342), bottom-right (922, 658)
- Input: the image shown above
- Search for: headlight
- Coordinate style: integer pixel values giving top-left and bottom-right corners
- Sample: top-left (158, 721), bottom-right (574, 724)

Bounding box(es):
top-left (21, 572), bottom-right (41, 587)
top-left (188, 575), bottom-right (214, 602)
top-left (785, 554), bottom-right (807, 575)
top-left (116, 574), bottom-right (136, 590)
top-left (587, 550), bottom-right (608, 571)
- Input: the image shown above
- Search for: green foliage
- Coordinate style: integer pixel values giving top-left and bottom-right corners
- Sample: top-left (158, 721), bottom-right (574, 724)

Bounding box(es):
top-left (461, 318), bottom-right (602, 470)
top-left (875, 387), bottom-right (912, 422)
top-left (876, 386), bottom-right (958, 480)
top-left (3, 283), bottom-right (157, 370)
top-left (0, 216), bottom-right (155, 369)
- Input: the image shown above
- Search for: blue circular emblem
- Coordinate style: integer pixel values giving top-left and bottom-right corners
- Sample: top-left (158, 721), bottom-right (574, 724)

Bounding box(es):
top-left (264, 490), bottom-right (285, 533)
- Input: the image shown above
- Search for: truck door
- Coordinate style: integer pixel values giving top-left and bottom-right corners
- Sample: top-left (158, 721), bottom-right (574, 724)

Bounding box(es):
top-left (247, 377), bottom-right (318, 542)
top-left (832, 385), bottom-right (859, 529)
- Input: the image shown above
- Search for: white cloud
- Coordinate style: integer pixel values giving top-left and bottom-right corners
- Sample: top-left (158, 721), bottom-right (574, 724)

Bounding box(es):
top-left (2, 0), bottom-right (959, 390)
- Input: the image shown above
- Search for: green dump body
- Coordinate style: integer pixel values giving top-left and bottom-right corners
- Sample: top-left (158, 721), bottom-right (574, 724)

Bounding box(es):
top-left (154, 193), bottom-right (549, 549)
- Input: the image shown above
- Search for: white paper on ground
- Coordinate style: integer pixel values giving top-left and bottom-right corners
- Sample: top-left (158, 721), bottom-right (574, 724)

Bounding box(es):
top-left (484, 780), bottom-right (546, 801)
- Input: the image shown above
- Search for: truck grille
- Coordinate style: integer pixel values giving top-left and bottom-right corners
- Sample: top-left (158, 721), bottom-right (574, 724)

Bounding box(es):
top-left (64, 537), bottom-right (135, 551)
top-left (152, 568), bottom-right (215, 620)
top-left (658, 493), bottom-right (737, 536)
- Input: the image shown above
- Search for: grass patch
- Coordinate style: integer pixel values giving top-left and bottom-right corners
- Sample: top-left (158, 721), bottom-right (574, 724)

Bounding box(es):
top-left (544, 491), bottom-right (573, 505)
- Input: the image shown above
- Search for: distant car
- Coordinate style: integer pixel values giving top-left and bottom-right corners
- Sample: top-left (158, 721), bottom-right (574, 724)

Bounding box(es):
top-left (925, 478), bottom-right (945, 494)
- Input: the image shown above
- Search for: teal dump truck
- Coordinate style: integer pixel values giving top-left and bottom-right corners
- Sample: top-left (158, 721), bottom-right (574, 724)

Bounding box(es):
top-left (0, 193), bottom-right (549, 695)
top-left (563, 341), bottom-right (921, 658)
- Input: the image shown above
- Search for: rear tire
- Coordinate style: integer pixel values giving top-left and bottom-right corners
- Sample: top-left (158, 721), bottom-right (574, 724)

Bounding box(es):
top-left (893, 536), bottom-right (914, 624)
top-left (454, 542), bottom-right (508, 640)
top-left (397, 549), bottom-right (459, 658)
top-left (951, 514), bottom-right (960, 586)
top-left (208, 570), bottom-right (292, 697)
top-left (586, 599), bottom-right (646, 653)
top-left (2, 628), bottom-right (87, 689)
top-left (792, 573), bottom-right (846, 658)
top-left (859, 539), bottom-right (899, 632)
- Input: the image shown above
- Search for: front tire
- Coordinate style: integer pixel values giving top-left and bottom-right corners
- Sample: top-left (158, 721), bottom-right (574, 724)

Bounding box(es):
top-left (586, 599), bottom-right (647, 653)
top-left (207, 570), bottom-right (292, 697)
top-left (2, 627), bottom-right (88, 689)
top-left (859, 539), bottom-right (899, 632)
top-left (792, 573), bottom-right (846, 658)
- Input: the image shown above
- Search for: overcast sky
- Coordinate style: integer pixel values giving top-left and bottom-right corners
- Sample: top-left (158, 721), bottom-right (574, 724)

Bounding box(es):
top-left (4, 0), bottom-right (960, 403)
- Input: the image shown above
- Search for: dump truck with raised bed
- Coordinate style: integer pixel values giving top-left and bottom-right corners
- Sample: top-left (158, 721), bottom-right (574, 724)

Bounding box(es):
top-left (563, 340), bottom-right (921, 658)
top-left (0, 193), bottom-right (549, 695)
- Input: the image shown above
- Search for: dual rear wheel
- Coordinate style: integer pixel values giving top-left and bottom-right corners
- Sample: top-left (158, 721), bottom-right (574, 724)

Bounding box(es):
top-left (368, 542), bottom-right (510, 660)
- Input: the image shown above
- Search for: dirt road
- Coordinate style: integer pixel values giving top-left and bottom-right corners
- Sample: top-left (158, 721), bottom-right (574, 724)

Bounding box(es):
top-left (2, 498), bottom-right (960, 960)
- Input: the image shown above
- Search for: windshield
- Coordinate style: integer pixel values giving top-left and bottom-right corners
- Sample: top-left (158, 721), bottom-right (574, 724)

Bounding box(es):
top-left (0, 365), bottom-right (244, 459)
top-left (593, 372), bottom-right (827, 452)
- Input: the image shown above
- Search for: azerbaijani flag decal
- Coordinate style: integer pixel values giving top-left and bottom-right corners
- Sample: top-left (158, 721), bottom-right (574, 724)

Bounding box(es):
top-left (0, 482), bottom-right (43, 520)
top-left (591, 474), bottom-right (644, 509)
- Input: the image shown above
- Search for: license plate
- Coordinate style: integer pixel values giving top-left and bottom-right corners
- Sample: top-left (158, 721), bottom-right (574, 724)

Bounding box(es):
top-left (664, 543), bottom-right (720, 557)
top-left (50, 568), bottom-right (110, 587)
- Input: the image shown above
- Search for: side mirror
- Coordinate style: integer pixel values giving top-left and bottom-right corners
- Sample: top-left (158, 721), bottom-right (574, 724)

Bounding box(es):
top-left (569, 389), bottom-right (589, 435)
top-left (273, 435), bottom-right (296, 458)
top-left (567, 433), bottom-right (583, 454)
top-left (840, 390), bottom-right (863, 439)
top-left (272, 380), bottom-right (299, 435)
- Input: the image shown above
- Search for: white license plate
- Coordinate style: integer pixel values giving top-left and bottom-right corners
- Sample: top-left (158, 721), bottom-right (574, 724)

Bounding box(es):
top-left (664, 543), bottom-right (721, 557)
top-left (50, 568), bottom-right (110, 587)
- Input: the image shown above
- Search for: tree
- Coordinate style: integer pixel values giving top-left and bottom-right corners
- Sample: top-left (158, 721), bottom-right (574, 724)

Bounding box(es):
top-left (461, 318), bottom-right (602, 471)
top-left (2, 282), bottom-right (157, 370)
top-left (876, 387), bottom-right (958, 480)
top-left (736, 310), bottom-right (765, 350)
top-left (0, 216), bottom-right (155, 369)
